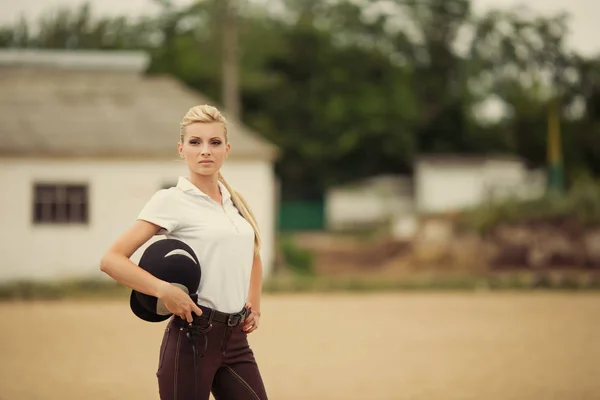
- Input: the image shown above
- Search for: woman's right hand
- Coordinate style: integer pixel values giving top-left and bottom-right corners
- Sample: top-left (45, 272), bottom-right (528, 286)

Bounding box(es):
top-left (156, 281), bottom-right (203, 323)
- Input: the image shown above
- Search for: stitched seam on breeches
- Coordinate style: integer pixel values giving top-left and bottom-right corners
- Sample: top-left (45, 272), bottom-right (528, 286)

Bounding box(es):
top-left (224, 365), bottom-right (261, 400)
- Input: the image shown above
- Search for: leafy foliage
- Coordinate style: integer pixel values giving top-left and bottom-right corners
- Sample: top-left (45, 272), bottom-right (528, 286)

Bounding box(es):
top-left (459, 175), bottom-right (600, 233)
top-left (279, 235), bottom-right (315, 276)
top-left (2, 0), bottom-right (600, 199)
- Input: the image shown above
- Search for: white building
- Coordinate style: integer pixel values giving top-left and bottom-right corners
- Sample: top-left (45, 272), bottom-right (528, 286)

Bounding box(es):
top-left (325, 175), bottom-right (414, 230)
top-left (0, 49), bottom-right (278, 282)
top-left (414, 154), bottom-right (546, 214)
top-left (324, 154), bottom-right (546, 238)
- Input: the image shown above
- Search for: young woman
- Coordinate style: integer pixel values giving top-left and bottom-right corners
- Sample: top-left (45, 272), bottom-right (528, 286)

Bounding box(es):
top-left (100, 105), bottom-right (268, 400)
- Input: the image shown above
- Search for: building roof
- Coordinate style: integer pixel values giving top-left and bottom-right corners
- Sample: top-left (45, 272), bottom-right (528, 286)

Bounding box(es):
top-left (0, 49), bottom-right (278, 161)
top-left (415, 153), bottom-right (525, 166)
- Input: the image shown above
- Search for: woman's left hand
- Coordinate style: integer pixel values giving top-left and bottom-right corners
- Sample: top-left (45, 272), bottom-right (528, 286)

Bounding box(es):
top-left (243, 303), bottom-right (260, 334)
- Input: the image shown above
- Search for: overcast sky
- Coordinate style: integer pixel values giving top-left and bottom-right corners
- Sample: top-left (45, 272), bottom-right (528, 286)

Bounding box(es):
top-left (0, 0), bottom-right (598, 56)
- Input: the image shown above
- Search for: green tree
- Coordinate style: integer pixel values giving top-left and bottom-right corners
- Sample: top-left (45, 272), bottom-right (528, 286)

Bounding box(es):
top-left (467, 6), bottom-right (580, 175)
top-left (2, 0), bottom-right (599, 200)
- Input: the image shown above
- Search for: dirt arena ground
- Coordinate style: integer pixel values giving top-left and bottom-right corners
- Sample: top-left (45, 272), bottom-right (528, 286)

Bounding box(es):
top-left (0, 292), bottom-right (599, 400)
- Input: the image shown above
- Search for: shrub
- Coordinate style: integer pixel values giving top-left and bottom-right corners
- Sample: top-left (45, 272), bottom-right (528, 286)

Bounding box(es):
top-left (458, 175), bottom-right (600, 233)
top-left (279, 235), bottom-right (315, 276)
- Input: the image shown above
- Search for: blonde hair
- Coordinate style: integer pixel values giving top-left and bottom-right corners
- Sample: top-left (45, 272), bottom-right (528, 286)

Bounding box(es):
top-left (180, 104), bottom-right (262, 255)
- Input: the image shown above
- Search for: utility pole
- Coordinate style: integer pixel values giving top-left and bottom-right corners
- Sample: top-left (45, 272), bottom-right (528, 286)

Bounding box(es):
top-left (222, 0), bottom-right (240, 120)
top-left (547, 96), bottom-right (565, 195)
top-left (547, 54), bottom-right (567, 196)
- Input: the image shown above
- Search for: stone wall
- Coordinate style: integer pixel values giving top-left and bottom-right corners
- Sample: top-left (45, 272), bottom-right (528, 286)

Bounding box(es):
top-left (411, 217), bottom-right (600, 271)
top-left (288, 217), bottom-right (600, 277)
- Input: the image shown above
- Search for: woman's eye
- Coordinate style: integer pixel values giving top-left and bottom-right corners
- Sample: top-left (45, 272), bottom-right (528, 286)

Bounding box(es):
top-left (211, 141), bottom-right (222, 146)
top-left (190, 140), bottom-right (199, 145)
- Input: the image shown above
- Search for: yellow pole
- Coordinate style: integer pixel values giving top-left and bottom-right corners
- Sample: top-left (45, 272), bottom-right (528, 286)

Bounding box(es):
top-left (547, 97), bottom-right (564, 193)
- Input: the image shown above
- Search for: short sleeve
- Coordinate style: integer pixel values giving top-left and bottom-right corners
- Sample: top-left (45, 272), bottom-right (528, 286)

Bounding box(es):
top-left (137, 190), bottom-right (179, 234)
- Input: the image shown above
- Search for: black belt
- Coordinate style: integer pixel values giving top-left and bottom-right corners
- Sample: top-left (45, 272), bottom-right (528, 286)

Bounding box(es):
top-left (196, 305), bottom-right (248, 327)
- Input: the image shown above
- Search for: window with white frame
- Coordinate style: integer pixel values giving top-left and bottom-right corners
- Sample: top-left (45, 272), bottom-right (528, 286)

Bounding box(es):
top-left (33, 183), bottom-right (89, 224)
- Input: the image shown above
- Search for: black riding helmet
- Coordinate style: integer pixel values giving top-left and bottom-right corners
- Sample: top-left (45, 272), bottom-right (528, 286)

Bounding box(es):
top-left (129, 238), bottom-right (201, 322)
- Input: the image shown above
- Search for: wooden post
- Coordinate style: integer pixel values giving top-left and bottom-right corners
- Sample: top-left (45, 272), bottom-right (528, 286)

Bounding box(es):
top-left (222, 0), bottom-right (240, 120)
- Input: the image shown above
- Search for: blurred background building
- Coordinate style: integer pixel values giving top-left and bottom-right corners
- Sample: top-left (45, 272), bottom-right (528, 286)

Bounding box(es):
top-left (0, 48), bottom-right (277, 281)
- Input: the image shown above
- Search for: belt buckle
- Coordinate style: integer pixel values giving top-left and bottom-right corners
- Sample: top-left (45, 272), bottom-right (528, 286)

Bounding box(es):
top-left (227, 312), bottom-right (241, 327)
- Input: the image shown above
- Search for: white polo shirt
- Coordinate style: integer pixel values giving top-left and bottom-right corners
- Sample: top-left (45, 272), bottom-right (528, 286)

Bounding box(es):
top-left (137, 176), bottom-right (255, 314)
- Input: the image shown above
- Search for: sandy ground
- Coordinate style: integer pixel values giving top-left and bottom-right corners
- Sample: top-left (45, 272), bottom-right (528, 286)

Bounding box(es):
top-left (0, 292), bottom-right (599, 400)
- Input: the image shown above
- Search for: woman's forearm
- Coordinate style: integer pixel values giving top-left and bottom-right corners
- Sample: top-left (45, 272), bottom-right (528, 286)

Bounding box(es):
top-left (100, 252), bottom-right (167, 298)
top-left (247, 253), bottom-right (263, 313)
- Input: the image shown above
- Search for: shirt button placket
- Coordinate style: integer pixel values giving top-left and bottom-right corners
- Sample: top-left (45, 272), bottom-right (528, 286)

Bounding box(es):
top-left (222, 204), bottom-right (239, 233)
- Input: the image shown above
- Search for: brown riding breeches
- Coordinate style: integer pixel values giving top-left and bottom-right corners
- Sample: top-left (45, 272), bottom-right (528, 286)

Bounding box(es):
top-left (156, 312), bottom-right (268, 400)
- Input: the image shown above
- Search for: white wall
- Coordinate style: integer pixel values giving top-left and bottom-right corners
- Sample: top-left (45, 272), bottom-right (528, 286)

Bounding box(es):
top-left (415, 163), bottom-right (485, 213)
top-left (220, 160), bottom-right (276, 275)
top-left (325, 176), bottom-right (413, 229)
top-left (415, 158), bottom-right (546, 214)
top-left (483, 160), bottom-right (546, 201)
top-left (481, 159), bottom-right (527, 198)
top-left (0, 158), bottom-right (276, 282)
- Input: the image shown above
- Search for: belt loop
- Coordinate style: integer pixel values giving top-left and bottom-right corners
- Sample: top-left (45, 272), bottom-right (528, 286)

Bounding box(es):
top-left (208, 308), bottom-right (215, 326)
top-left (221, 326), bottom-right (233, 356)
top-left (198, 308), bottom-right (214, 333)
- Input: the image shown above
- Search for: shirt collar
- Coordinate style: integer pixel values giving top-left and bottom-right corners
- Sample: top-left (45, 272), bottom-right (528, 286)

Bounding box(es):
top-left (176, 176), bottom-right (231, 203)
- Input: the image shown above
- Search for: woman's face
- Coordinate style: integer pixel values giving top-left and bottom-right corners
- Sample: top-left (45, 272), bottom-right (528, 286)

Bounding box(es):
top-left (178, 122), bottom-right (230, 177)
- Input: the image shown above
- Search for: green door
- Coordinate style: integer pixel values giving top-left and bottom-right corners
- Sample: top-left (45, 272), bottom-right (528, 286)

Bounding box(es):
top-left (277, 201), bottom-right (325, 231)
